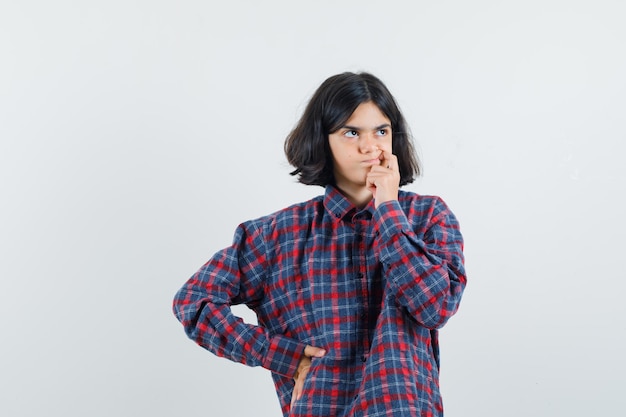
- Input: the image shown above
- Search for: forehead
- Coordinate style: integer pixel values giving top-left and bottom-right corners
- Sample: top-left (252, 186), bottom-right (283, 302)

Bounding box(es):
top-left (344, 101), bottom-right (390, 126)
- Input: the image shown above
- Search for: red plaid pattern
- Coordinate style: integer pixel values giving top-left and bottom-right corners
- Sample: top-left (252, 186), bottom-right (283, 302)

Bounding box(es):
top-left (173, 185), bottom-right (466, 416)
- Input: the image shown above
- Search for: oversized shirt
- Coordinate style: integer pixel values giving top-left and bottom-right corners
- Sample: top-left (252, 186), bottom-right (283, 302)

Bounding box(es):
top-left (173, 185), bottom-right (466, 417)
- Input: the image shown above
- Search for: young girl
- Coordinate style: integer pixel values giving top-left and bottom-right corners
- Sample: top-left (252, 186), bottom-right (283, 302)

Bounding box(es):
top-left (173, 72), bottom-right (466, 417)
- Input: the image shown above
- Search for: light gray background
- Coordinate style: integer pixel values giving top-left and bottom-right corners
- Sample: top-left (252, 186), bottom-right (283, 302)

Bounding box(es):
top-left (1, 1), bottom-right (625, 416)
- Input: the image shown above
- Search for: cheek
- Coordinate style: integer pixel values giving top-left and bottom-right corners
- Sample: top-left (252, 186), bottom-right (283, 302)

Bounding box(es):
top-left (337, 153), bottom-right (356, 166)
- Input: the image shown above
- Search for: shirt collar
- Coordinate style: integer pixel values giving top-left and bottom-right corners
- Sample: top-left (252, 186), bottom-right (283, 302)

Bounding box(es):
top-left (323, 185), bottom-right (375, 221)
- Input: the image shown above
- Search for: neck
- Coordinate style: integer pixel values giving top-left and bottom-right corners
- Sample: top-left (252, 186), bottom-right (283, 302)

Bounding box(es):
top-left (335, 183), bottom-right (373, 209)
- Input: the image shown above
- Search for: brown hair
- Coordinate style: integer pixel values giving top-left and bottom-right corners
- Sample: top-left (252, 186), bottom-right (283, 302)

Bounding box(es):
top-left (284, 72), bottom-right (420, 187)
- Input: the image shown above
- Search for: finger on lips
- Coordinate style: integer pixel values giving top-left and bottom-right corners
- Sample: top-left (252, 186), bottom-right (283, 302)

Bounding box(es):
top-left (375, 150), bottom-right (392, 170)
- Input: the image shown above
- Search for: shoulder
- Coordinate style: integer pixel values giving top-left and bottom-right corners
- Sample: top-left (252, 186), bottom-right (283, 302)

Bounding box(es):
top-left (398, 189), bottom-right (449, 212)
top-left (240, 194), bottom-right (325, 234)
top-left (397, 190), bottom-right (459, 227)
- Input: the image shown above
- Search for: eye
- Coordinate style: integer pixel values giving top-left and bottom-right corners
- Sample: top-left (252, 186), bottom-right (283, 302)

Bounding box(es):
top-left (376, 128), bottom-right (389, 136)
top-left (344, 130), bottom-right (358, 138)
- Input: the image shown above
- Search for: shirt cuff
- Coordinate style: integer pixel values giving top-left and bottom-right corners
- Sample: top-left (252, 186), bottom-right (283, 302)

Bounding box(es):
top-left (262, 334), bottom-right (307, 378)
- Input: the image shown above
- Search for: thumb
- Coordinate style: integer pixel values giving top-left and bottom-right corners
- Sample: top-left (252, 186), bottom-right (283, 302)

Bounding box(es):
top-left (303, 345), bottom-right (326, 358)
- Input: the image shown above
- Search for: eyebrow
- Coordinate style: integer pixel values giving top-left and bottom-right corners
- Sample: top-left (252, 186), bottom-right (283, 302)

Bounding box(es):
top-left (341, 123), bottom-right (391, 131)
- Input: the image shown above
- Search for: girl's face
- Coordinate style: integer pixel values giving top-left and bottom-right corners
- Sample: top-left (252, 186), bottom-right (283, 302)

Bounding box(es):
top-left (328, 101), bottom-right (393, 194)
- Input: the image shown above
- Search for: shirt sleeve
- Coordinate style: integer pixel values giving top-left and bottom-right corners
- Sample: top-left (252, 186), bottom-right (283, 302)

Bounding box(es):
top-left (373, 197), bottom-right (467, 329)
top-left (172, 220), bottom-right (306, 378)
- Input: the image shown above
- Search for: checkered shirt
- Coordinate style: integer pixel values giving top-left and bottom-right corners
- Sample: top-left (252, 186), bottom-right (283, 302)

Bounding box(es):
top-left (173, 185), bottom-right (466, 416)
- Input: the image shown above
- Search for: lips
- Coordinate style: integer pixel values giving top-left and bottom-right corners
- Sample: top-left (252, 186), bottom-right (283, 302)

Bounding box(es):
top-left (362, 153), bottom-right (383, 165)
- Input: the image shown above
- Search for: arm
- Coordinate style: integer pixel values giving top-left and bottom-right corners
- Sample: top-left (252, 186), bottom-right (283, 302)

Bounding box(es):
top-left (172, 220), bottom-right (307, 378)
top-left (374, 197), bottom-right (466, 329)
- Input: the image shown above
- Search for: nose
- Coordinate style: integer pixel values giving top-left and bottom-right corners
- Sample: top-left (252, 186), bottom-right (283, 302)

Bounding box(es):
top-left (359, 133), bottom-right (377, 153)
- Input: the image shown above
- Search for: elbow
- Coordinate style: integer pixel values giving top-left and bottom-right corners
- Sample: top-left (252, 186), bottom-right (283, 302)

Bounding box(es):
top-left (172, 290), bottom-right (204, 340)
top-left (413, 285), bottom-right (465, 330)
top-left (419, 307), bottom-right (457, 330)
top-left (172, 289), bottom-right (190, 325)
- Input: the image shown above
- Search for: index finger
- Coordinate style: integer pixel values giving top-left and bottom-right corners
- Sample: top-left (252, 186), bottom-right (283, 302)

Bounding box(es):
top-left (380, 150), bottom-right (398, 170)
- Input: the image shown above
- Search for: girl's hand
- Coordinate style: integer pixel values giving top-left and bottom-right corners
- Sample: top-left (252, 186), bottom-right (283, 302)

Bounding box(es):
top-left (291, 345), bottom-right (326, 409)
top-left (366, 150), bottom-right (400, 208)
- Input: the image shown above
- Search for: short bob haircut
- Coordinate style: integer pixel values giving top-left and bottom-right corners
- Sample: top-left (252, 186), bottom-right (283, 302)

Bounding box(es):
top-left (284, 72), bottom-right (421, 187)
